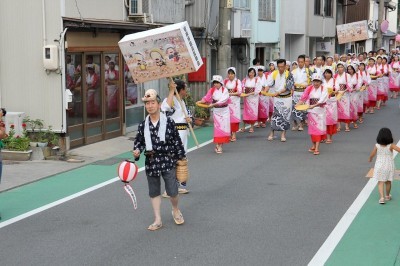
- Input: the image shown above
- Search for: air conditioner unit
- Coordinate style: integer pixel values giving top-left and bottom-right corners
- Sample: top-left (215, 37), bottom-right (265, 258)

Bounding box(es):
top-left (129, 0), bottom-right (150, 16)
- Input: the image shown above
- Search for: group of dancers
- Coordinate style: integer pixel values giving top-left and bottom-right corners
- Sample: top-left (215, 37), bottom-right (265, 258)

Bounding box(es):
top-left (131, 51), bottom-right (400, 229)
top-left (196, 53), bottom-right (400, 155)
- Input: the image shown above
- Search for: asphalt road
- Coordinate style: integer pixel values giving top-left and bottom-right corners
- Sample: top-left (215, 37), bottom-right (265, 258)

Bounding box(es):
top-left (1, 99), bottom-right (399, 266)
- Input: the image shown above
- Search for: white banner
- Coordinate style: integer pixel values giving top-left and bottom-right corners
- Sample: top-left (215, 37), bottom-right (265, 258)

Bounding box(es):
top-left (336, 20), bottom-right (369, 44)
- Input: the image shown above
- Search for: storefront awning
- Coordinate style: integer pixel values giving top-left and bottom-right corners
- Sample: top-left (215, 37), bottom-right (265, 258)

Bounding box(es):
top-left (383, 30), bottom-right (397, 37)
top-left (63, 17), bottom-right (152, 32)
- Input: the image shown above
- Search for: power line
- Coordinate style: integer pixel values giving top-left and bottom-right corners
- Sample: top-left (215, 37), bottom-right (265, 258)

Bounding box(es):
top-left (74, 0), bottom-right (83, 21)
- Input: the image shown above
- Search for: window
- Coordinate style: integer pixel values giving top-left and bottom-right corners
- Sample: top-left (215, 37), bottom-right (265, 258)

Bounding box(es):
top-left (314, 0), bottom-right (322, 15)
top-left (259, 0), bottom-right (276, 21)
top-left (255, 47), bottom-right (265, 64)
top-left (315, 0), bottom-right (333, 17)
top-left (324, 0), bottom-right (333, 17)
top-left (130, 0), bottom-right (138, 14)
top-left (234, 0), bottom-right (250, 9)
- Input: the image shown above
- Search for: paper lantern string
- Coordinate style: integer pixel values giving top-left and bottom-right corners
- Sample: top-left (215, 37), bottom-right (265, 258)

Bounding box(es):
top-left (123, 184), bottom-right (137, 210)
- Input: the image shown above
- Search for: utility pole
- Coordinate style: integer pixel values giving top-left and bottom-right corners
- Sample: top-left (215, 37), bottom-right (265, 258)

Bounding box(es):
top-left (376, 0), bottom-right (385, 49)
top-left (217, 0), bottom-right (232, 76)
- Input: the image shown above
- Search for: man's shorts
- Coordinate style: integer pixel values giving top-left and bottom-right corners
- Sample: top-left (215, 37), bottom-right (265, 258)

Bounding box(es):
top-left (147, 168), bottom-right (178, 198)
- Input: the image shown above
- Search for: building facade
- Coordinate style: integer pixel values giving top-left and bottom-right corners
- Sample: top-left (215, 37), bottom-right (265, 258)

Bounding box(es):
top-left (280, 0), bottom-right (337, 61)
top-left (0, 0), bottom-right (213, 149)
top-left (250, 0), bottom-right (280, 66)
top-left (336, 0), bottom-right (398, 55)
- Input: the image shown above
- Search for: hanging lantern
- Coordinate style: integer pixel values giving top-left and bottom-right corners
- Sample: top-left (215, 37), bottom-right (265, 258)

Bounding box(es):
top-left (381, 20), bottom-right (389, 34)
top-left (117, 160), bottom-right (139, 210)
top-left (395, 34), bottom-right (400, 43)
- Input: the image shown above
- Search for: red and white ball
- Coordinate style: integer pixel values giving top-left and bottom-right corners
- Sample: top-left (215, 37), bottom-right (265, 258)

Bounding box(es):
top-left (118, 160), bottom-right (138, 183)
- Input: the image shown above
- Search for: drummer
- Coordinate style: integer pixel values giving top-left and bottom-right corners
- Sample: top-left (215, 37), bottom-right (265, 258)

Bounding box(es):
top-left (296, 73), bottom-right (328, 155)
top-left (197, 75), bottom-right (230, 154)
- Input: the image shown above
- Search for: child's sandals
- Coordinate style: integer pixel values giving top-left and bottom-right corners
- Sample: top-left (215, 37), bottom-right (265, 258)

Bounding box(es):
top-left (379, 198), bottom-right (385, 204)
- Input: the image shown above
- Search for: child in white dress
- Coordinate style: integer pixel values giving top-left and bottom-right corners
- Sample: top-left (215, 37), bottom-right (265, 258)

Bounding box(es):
top-left (369, 128), bottom-right (400, 204)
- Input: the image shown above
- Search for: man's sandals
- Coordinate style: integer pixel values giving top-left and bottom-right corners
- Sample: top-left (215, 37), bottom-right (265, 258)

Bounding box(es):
top-left (148, 223), bottom-right (163, 231)
top-left (172, 210), bottom-right (184, 225)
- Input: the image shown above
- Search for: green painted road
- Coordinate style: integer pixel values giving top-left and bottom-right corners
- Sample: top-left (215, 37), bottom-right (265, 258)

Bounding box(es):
top-left (325, 153), bottom-right (400, 266)
top-left (0, 125), bottom-right (214, 223)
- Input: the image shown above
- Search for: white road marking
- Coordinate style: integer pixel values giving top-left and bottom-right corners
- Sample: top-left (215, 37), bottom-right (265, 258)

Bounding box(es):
top-left (308, 140), bottom-right (400, 265)
top-left (308, 178), bottom-right (377, 266)
top-left (0, 138), bottom-right (214, 229)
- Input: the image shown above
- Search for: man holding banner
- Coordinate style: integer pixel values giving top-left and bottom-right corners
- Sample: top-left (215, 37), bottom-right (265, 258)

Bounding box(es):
top-left (161, 79), bottom-right (191, 196)
top-left (133, 89), bottom-right (186, 231)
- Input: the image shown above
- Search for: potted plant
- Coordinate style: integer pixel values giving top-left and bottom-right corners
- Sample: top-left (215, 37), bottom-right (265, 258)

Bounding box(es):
top-left (40, 126), bottom-right (60, 158)
top-left (23, 117), bottom-right (47, 147)
top-left (22, 117), bottom-right (60, 159)
top-left (193, 105), bottom-right (209, 126)
top-left (2, 124), bottom-right (32, 161)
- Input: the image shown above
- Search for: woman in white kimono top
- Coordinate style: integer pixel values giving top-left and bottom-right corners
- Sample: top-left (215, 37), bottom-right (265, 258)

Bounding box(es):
top-left (240, 67), bottom-right (262, 133)
top-left (366, 58), bottom-right (379, 114)
top-left (389, 55), bottom-right (400, 99)
top-left (381, 57), bottom-right (390, 104)
top-left (347, 64), bottom-right (362, 129)
top-left (197, 75), bottom-right (230, 154)
top-left (323, 69), bottom-right (337, 144)
top-left (105, 61), bottom-right (119, 114)
top-left (256, 66), bottom-right (269, 128)
top-left (161, 79), bottom-right (190, 152)
top-left (357, 62), bottom-right (371, 124)
top-left (376, 56), bottom-right (388, 108)
top-left (297, 73), bottom-right (328, 155)
top-left (161, 79), bottom-right (191, 194)
top-left (224, 67), bottom-right (242, 142)
top-left (334, 63), bottom-right (351, 132)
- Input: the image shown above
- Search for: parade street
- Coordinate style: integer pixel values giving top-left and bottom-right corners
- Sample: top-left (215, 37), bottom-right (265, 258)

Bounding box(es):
top-left (0, 99), bottom-right (399, 266)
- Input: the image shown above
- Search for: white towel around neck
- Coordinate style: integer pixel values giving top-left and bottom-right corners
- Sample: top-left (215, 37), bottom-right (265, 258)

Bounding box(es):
top-left (144, 112), bottom-right (167, 151)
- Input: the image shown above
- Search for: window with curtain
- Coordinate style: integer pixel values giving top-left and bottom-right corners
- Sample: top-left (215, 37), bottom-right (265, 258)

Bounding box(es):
top-left (234, 0), bottom-right (250, 9)
top-left (259, 0), bottom-right (276, 21)
top-left (315, 0), bottom-right (333, 16)
top-left (324, 0), bottom-right (333, 17)
top-left (314, 0), bottom-right (322, 15)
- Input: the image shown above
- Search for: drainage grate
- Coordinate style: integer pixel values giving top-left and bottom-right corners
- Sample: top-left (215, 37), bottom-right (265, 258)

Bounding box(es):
top-left (91, 157), bottom-right (123, 166)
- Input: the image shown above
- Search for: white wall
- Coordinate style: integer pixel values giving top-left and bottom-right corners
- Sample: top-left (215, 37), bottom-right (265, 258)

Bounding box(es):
top-left (387, 0), bottom-right (398, 33)
top-left (307, 0), bottom-right (337, 38)
top-left (281, 0), bottom-right (307, 35)
top-left (65, 0), bottom-right (124, 21)
top-left (0, 0), bottom-right (64, 131)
